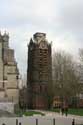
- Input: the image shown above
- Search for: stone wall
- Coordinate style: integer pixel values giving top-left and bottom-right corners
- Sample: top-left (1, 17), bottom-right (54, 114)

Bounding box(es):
top-left (0, 32), bottom-right (19, 104)
top-left (0, 42), bottom-right (3, 84)
top-left (0, 102), bottom-right (14, 113)
top-left (6, 89), bottom-right (19, 103)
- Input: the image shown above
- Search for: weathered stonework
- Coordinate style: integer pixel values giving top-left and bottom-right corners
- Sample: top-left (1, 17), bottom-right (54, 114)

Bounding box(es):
top-left (27, 32), bottom-right (52, 109)
top-left (0, 32), bottom-right (19, 104)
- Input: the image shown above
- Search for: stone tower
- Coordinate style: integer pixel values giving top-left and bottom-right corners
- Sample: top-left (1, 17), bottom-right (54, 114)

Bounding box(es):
top-left (27, 32), bottom-right (52, 109)
top-left (0, 32), bottom-right (19, 104)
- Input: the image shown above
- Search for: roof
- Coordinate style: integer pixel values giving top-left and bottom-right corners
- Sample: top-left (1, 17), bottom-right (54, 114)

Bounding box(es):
top-left (33, 32), bottom-right (46, 38)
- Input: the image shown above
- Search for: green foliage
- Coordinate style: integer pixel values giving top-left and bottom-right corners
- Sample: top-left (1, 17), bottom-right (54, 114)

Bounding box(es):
top-left (15, 110), bottom-right (45, 116)
top-left (68, 108), bottom-right (83, 116)
top-left (50, 108), bottom-right (83, 116)
top-left (24, 111), bottom-right (45, 116)
top-left (49, 108), bottom-right (60, 113)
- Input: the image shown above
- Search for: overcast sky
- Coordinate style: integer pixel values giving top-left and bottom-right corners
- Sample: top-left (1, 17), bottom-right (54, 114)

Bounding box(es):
top-left (0, 0), bottom-right (83, 77)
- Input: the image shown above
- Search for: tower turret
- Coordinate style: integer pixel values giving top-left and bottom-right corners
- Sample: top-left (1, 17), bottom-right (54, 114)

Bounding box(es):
top-left (2, 32), bottom-right (9, 48)
top-left (27, 32), bottom-right (52, 109)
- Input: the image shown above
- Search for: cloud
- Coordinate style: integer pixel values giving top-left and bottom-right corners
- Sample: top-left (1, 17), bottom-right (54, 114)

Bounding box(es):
top-left (0, 0), bottom-right (83, 76)
top-left (57, 0), bottom-right (83, 41)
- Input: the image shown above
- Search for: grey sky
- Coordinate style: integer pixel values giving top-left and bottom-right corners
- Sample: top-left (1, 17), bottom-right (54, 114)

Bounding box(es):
top-left (0, 0), bottom-right (83, 76)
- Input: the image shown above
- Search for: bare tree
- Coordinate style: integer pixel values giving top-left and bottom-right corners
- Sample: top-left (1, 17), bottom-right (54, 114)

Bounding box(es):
top-left (79, 48), bottom-right (83, 63)
top-left (52, 51), bottom-right (81, 104)
top-left (47, 79), bottom-right (54, 109)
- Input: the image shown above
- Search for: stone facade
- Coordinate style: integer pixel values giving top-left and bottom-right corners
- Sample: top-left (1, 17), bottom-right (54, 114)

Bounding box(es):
top-left (27, 32), bottom-right (52, 109)
top-left (0, 32), bottom-right (19, 104)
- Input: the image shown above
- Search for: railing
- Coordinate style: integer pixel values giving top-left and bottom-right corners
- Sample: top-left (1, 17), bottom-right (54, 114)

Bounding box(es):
top-left (0, 117), bottom-right (83, 125)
